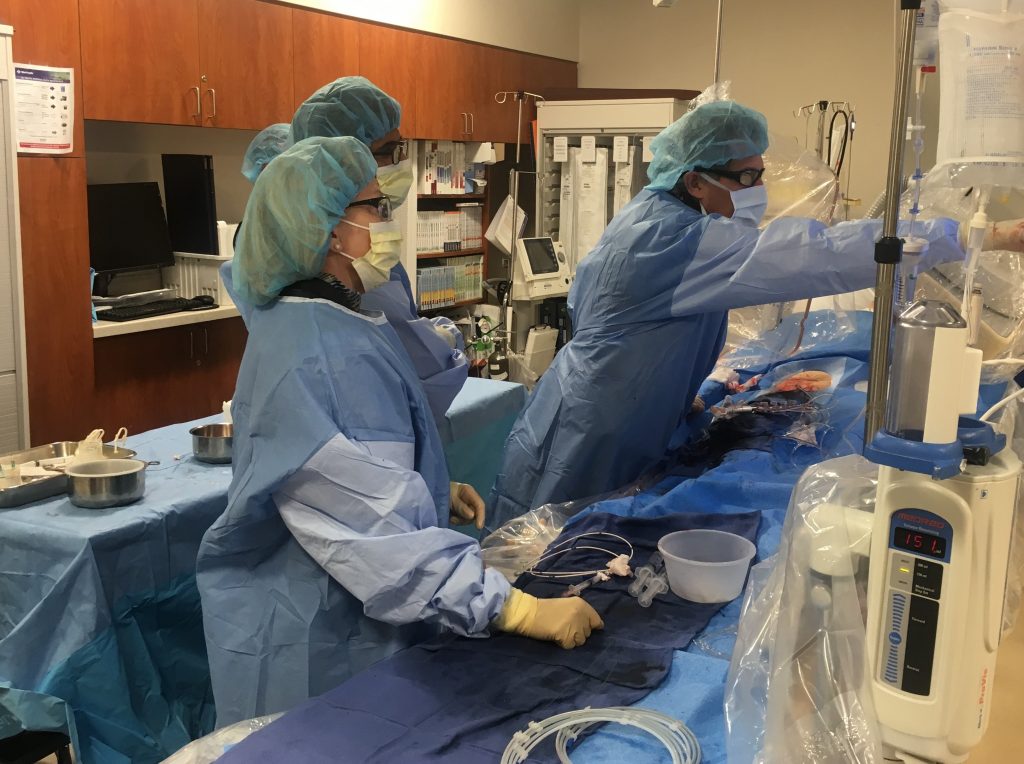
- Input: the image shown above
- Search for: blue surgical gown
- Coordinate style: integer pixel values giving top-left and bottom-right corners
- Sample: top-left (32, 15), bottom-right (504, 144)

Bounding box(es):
top-left (221, 260), bottom-right (468, 425)
top-left (361, 263), bottom-right (470, 423)
top-left (488, 189), bottom-right (962, 528)
top-left (197, 295), bottom-right (509, 726)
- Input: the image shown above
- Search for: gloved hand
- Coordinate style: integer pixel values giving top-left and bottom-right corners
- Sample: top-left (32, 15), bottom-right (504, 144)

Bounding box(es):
top-left (431, 318), bottom-right (461, 350)
top-left (492, 589), bottom-right (603, 649)
top-left (449, 481), bottom-right (486, 530)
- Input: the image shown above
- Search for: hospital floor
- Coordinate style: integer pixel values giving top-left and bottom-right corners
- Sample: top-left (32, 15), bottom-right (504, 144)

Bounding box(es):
top-left (33, 627), bottom-right (1024, 763)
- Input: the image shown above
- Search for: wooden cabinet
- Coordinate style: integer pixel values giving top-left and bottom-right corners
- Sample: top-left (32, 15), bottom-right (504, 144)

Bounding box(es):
top-left (6, 0), bottom-right (87, 156)
top-left (80, 0), bottom-right (202, 125)
top-left (292, 10), bottom-right (360, 110)
top-left (412, 34), bottom-right (476, 141)
top-left (81, 0), bottom-right (292, 129)
top-left (475, 52), bottom-right (578, 144)
top-left (77, 2), bottom-right (578, 137)
top-left (465, 47), bottom-right (522, 144)
top-left (198, 0), bottom-right (293, 129)
top-left (16, 158), bottom-right (95, 445)
top-left (93, 318), bottom-right (246, 435)
top-left (402, 35), bottom-right (578, 143)
top-left (358, 23), bottom-right (423, 137)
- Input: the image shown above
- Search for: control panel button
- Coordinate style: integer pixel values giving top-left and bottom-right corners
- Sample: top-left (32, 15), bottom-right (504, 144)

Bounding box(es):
top-left (911, 559), bottom-right (943, 600)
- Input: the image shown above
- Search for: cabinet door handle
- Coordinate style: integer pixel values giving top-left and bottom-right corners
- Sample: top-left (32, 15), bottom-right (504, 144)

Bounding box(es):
top-left (188, 330), bottom-right (194, 360)
top-left (460, 112), bottom-right (468, 134)
top-left (469, 112), bottom-right (475, 134)
top-left (204, 327), bottom-right (209, 356)
top-left (206, 88), bottom-right (217, 121)
top-left (190, 86), bottom-right (201, 120)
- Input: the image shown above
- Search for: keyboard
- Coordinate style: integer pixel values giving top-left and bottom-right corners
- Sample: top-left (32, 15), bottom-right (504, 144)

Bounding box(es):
top-left (98, 296), bottom-right (217, 322)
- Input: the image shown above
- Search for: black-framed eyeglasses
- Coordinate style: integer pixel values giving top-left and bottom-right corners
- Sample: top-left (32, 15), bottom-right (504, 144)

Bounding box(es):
top-left (346, 195), bottom-right (393, 221)
top-left (697, 166), bottom-right (765, 188)
top-left (372, 140), bottom-right (408, 166)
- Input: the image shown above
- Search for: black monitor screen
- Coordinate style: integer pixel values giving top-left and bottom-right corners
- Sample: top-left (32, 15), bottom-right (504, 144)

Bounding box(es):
top-left (523, 237), bottom-right (559, 275)
top-left (87, 182), bottom-right (175, 275)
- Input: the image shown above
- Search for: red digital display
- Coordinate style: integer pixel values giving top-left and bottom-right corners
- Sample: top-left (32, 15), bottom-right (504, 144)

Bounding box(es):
top-left (894, 527), bottom-right (946, 559)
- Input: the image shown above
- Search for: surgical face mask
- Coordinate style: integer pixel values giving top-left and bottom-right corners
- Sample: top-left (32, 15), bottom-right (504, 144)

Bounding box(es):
top-left (334, 219), bottom-right (403, 292)
top-left (700, 172), bottom-right (768, 227)
top-left (376, 160), bottom-right (414, 207)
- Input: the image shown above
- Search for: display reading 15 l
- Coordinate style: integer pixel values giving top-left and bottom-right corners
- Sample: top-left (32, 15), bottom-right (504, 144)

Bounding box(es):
top-left (893, 526), bottom-right (947, 559)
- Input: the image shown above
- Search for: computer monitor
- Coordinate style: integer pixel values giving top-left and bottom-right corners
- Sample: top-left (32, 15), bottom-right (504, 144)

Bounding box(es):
top-left (161, 154), bottom-right (218, 255)
top-left (87, 182), bottom-right (175, 289)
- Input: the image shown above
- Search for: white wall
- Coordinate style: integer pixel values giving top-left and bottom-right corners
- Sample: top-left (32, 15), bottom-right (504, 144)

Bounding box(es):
top-left (285, 0), bottom-right (581, 61)
top-left (578, 0), bottom-right (899, 210)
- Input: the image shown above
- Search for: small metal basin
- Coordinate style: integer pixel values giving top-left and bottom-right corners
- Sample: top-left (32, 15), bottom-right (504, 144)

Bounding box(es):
top-left (190, 424), bottom-right (233, 464)
top-left (67, 458), bottom-right (147, 509)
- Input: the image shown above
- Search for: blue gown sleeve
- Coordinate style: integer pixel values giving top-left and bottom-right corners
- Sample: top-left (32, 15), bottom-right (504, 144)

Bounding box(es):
top-left (671, 216), bottom-right (963, 316)
top-left (274, 433), bottom-right (510, 636)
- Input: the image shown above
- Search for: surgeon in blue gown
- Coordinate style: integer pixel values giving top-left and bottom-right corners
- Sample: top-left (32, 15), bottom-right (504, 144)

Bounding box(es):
top-left (292, 75), bottom-right (469, 426)
top-left (488, 98), bottom-right (964, 529)
top-left (198, 136), bottom-right (603, 726)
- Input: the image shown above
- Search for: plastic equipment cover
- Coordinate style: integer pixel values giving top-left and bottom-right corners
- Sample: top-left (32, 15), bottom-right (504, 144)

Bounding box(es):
top-left (161, 714), bottom-right (281, 764)
top-left (909, 176), bottom-right (1024, 381)
top-left (481, 480), bottom-right (661, 582)
top-left (724, 132), bottom-right (849, 359)
top-left (725, 447), bottom-right (1024, 763)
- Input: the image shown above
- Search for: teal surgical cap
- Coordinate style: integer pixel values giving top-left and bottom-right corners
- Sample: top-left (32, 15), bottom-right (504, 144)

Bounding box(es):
top-left (241, 123), bottom-right (293, 183)
top-left (291, 76), bottom-right (401, 146)
top-left (646, 100), bottom-right (769, 192)
top-left (232, 136), bottom-right (377, 306)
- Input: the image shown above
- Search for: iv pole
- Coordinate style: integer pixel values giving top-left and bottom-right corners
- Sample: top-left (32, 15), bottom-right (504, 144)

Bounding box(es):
top-left (713, 0), bottom-right (724, 83)
top-left (493, 90), bottom-right (545, 354)
top-left (865, 0), bottom-right (921, 443)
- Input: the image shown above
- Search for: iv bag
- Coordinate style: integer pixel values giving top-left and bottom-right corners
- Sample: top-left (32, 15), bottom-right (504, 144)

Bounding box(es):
top-left (935, 3), bottom-right (1024, 187)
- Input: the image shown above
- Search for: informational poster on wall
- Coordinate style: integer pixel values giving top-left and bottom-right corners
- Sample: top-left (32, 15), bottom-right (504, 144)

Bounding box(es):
top-left (13, 64), bottom-right (74, 154)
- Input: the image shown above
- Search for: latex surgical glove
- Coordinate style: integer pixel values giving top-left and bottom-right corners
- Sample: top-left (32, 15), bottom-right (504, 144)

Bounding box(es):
top-left (432, 320), bottom-right (460, 349)
top-left (449, 481), bottom-right (486, 530)
top-left (988, 218), bottom-right (1024, 253)
top-left (492, 589), bottom-right (603, 649)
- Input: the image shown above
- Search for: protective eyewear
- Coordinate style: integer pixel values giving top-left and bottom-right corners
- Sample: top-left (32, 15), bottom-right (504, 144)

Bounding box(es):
top-left (697, 166), bottom-right (765, 188)
top-left (373, 140), bottom-right (408, 166)
top-left (346, 196), bottom-right (393, 221)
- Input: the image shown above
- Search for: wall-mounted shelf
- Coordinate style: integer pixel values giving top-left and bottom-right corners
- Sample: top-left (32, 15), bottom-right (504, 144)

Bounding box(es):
top-left (419, 297), bottom-right (483, 312)
top-left (417, 247), bottom-right (484, 260)
top-left (418, 193), bottom-right (485, 200)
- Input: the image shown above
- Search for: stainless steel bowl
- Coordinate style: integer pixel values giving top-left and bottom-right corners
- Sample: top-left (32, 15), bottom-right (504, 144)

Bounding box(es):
top-left (67, 458), bottom-right (147, 509)
top-left (190, 424), bottom-right (233, 464)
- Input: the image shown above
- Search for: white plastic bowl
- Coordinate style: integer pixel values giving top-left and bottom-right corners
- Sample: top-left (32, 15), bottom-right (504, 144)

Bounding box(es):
top-left (657, 529), bottom-right (756, 603)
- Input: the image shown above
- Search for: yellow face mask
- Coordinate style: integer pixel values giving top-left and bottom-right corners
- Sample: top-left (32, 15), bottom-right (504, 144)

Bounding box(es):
top-left (376, 160), bottom-right (414, 207)
top-left (335, 219), bottom-right (402, 292)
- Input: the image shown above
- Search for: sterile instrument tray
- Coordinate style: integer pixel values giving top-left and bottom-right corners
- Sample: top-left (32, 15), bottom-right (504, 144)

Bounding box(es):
top-left (0, 442), bottom-right (137, 508)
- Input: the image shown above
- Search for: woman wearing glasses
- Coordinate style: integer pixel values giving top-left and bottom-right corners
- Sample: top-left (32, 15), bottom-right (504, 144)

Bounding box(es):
top-left (291, 77), bottom-right (473, 469)
top-left (199, 136), bottom-right (602, 726)
top-left (488, 98), bottom-right (964, 529)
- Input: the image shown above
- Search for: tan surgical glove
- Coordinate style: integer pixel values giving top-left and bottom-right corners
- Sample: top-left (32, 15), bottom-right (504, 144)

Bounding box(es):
top-left (492, 589), bottom-right (604, 649)
top-left (988, 218), bottom-right (1024, 253)
top-left (449, 481), bottom-right (486, 530)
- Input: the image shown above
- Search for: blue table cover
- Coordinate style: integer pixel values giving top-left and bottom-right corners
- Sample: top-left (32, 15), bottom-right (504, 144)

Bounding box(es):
top-left (0, 379), bottom-right (526, 764)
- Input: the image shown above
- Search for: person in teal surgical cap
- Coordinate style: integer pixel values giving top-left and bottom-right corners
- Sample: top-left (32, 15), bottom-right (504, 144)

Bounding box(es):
top-left (199, 135), bottom-right (603, 726)
top-left (240, 123), bottom-right (292, 183)
top-left (488, 96), bottom-right (965, 529)
top-left (291, 75), bottom-right (478, 510)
